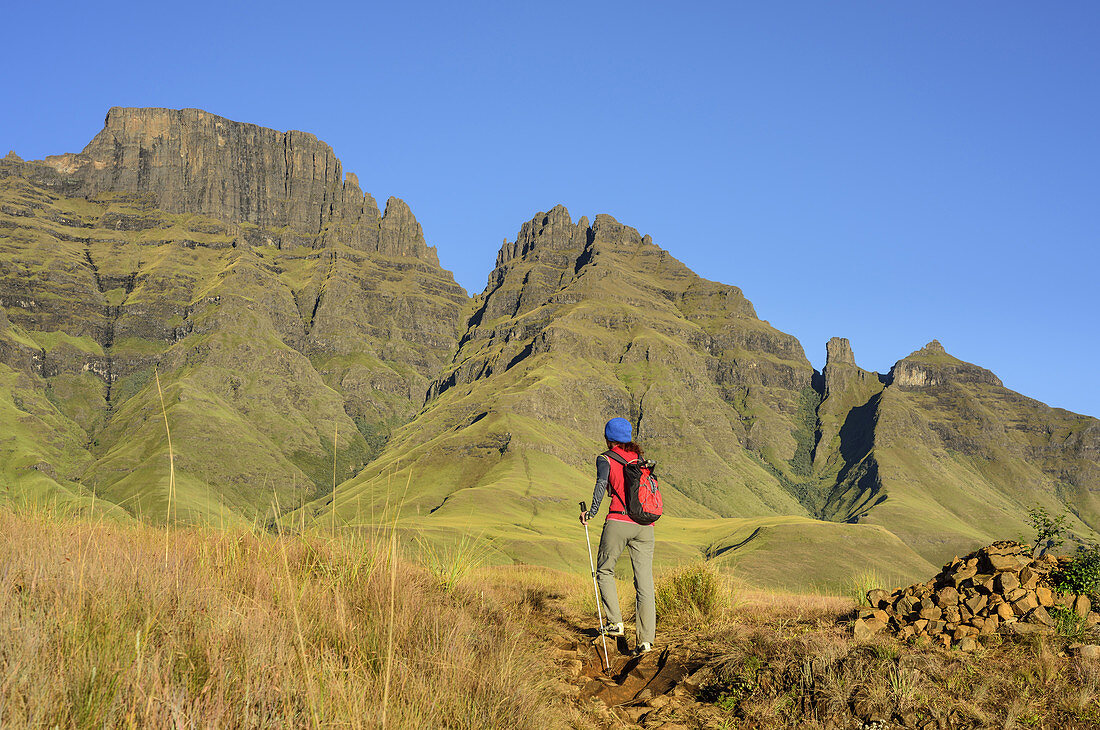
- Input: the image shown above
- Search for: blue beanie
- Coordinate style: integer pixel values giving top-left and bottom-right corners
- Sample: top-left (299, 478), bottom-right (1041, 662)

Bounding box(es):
top-left (604, 417), bottom-right (632, 443)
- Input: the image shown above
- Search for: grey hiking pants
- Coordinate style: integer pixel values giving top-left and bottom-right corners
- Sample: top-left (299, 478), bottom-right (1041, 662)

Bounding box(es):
top-left (596, 519), bottom-right (655, 645)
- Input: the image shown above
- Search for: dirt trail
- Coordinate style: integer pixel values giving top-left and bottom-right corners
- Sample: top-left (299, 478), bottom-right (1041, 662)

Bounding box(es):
top-left (529, 590), bottom-right (722, 728)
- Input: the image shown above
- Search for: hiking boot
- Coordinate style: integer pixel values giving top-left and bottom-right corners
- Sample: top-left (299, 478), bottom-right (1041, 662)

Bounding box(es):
top-left (633, 642), bottom-right (652, 656)
top-left (599, 622), bottom-right (625, 637)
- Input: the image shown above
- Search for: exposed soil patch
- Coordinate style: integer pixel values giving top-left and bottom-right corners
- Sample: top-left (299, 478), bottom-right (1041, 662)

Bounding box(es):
top-left (542, 624), bottom-right (716, 728)
top-left (519, 580), bottom-right (1100, 729)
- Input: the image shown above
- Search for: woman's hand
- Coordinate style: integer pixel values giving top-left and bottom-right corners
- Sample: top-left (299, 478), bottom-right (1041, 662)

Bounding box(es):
top-left (579, 511), bottom-right (590, 526)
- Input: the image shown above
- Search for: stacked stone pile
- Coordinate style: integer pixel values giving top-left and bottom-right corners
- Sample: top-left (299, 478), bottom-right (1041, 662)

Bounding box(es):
top-left (854, 541), bottom-right (1099, 651)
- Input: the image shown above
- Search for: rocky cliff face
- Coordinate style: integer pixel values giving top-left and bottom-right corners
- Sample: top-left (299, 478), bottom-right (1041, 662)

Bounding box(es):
top-left (0, 109), bottom-right (467, 520)
top-left (812, 337), bottom-right (886, 522)
top-left (891, 340), bottom-right (1003, 389)
top-left (7, 107), bottom-right (441, 263)
top-left (328, 203), bottom-right (823, 533)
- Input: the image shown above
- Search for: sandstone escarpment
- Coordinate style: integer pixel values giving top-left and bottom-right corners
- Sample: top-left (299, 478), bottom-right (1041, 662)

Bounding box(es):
top-left (0, 109), bottom-right (469, 520)
top-left (891, 340), bottom-right (1002, 389)
top-left (3, 108), bottom-right (440, 263)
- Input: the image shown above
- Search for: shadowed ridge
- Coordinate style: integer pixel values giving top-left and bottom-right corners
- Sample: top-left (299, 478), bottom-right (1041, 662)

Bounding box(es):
top-left (858, 339), bottom-right (1100, 561)
top-left (812, 337), bottom-right (888, 523)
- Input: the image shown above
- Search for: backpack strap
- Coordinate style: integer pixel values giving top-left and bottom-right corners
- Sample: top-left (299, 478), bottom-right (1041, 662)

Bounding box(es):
top-left (603, 449), bottom-right (629, 466)
top-left (601, 449), bottom-right (631, 511)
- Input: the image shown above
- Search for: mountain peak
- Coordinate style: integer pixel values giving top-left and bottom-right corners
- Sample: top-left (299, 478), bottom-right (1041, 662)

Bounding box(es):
top-left (379, 196), bottom-right (433, 260)
top-left (893, 340), bottom-right (1002, 389)
top-left (492, 206), bottom-right (584, 271)
top-left (4, 106), bottom-right (449, 265)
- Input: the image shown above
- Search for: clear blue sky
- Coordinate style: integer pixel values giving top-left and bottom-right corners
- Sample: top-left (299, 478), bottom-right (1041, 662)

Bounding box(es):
top-left (4, 1), bottom-right (1098, 417)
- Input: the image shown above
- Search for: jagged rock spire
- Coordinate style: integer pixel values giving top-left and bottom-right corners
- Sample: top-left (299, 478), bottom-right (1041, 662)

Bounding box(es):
top-left (826, 337), bottom-right (856, 367)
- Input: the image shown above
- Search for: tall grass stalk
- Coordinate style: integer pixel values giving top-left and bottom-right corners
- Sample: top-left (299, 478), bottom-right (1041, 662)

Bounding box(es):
top-left (154, 367), bottom-right (175, 568)
top-left (382, 468), bottom-right (413, 728)
top-left (0, 503), bottom-right (564, 727)
top-left (271, 488), bottom-right (321, 729)
top-left (331, 422), bottom-right (338, 533)
top-left (382, 528), bottom-right (397, 729)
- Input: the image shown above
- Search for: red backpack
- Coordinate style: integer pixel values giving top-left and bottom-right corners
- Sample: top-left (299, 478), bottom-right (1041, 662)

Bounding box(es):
top-left (603, 450), bottom-right (663, 525)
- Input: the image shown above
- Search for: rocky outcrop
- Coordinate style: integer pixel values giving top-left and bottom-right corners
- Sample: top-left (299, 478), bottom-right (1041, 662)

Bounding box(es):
top-left (811, 338), bottom-right (887, 521)
top-left (891, 340), bottom-right (1003, 389)
top-left (5, 107), bottom-right (439, 262)
top-left (825, 336), bottom-right (855, 367)
top-left (856, 541), bottom-right (1099, 651)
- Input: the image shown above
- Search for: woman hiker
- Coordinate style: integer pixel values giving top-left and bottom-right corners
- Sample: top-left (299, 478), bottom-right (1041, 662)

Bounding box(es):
top-left (579, 417), bottom-right (655, 655)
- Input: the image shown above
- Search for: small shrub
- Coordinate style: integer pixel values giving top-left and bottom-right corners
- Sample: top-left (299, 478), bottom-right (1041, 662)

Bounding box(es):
top-left (1056, 542), bottom-right (1100, 597)
top-left (416, 534), bottom-right (491, 592)
top-left (1027, 505), bottom-right (1067, 558)
top-left (655, 562), bottom-right (727, 620)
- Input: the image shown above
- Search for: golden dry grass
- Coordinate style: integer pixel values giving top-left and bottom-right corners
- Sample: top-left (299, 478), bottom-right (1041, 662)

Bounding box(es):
top-left (0, 506), bottom-right (574, 729)
top-left (673, 580), bottom-right (1100, 729)
top-left (4, 506), bottom-right (1099, 729)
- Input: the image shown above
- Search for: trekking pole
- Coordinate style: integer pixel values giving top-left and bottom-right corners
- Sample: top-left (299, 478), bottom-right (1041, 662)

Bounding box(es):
top-left (580, 501), bottom-right (611, 672)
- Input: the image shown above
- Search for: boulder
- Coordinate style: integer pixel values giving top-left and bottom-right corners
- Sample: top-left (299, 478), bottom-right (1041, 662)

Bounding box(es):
top-left (853, 618), bottom-right (887, 641)
top-left (995, 572), bottom-right (1020, 594)
top-left (1025, 607), bottom-right (1055, 628)
top-left (988, 553), bottom-right (1025, 572)
top-left (952, 566), bottom-right (978, 585)
top-left (965, 594), bottom-right (988, 614)
top-left (1012, 593), bottom-right (1039, 616)
top-left (935, 586), bottom-right (960, 607)
top-left (1001, 622), bottom-right (1052, 636)
top-left (867, 589), bottom-right (890, 609)
top-left (918, 604), bottom-right (943, 621)
top-left (1074, 594), bottom-right (1092, 619)
top-left (1070, 644), bottom-right (1100, 660)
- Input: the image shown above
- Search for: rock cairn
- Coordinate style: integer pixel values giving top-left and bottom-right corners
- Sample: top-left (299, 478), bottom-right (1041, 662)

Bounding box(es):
top-left (854, 541), bottom-right (1099, 651)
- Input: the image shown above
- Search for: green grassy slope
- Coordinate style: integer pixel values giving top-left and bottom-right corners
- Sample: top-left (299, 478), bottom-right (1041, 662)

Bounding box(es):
top-left (0, 171), bottom-right (465, 524)
top-left (816, 341), bottom-right (1100, 564)
top-left (866, 344), bottom-right (1100, 558)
